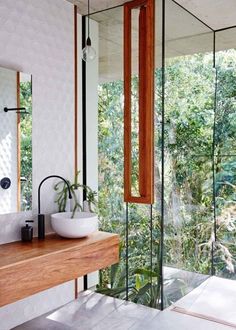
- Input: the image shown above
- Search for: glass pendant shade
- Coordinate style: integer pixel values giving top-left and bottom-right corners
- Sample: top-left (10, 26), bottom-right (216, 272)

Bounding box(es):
top-left (82, 37), bottom-right (96, 62)
top-left (81, 0), bottom-right (96, 63)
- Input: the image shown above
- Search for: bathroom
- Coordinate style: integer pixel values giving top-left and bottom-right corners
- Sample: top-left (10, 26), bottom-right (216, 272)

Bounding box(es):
top-left (1, 0), bottom-right (236, 329)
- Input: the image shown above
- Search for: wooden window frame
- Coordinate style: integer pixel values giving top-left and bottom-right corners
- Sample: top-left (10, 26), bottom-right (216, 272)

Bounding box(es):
top-left (16, 72), bottom-right (21, 211)
top-left (124, 0), bottom-right (155, 204)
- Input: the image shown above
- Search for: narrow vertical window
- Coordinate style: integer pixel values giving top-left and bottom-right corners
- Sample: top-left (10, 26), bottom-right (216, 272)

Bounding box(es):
top-left (124, 0), bottom-right (155, 204)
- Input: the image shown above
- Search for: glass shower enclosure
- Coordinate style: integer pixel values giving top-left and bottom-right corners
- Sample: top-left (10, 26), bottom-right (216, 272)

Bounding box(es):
top-left (84, 0), bottom-right (236, 310)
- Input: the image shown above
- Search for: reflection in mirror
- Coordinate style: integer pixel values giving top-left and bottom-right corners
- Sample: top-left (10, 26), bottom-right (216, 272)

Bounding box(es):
top-left (0, 67), bottom-right (32, 214)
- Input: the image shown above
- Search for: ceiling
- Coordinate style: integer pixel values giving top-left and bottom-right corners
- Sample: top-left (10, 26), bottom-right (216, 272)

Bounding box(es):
top-left (66, 0), bottom-right (236, 82)
top-left (69, 0), bottom-right (236, 31)
top-left (67, 1), bottom-right (127, 16)
top-left (175, 0), bottom-right (236, 31)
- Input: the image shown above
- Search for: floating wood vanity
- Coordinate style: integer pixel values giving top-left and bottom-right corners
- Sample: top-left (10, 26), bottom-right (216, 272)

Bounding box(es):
top-left (0, 231), bottom-right (119, 307)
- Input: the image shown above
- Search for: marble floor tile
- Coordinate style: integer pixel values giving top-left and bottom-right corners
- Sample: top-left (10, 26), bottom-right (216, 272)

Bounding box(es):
top-left (174, 276), bottom-right (236, 325)
top-left (13, 282), bottom-right (236, 330)
top-left (47, 291), bottom-right (124, 328)
top-left (92, 314), bottom-right (138, 330)
top-left (130, 309), bottom-right (230, 330)
top-left (13, 316), bottom-right (71, 330)
top-left (108, 300), bottom-right (160, 320)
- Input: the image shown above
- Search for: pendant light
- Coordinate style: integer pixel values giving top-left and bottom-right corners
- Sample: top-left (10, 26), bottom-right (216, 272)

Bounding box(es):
top-left (82, 0), bottom-right (96, 62)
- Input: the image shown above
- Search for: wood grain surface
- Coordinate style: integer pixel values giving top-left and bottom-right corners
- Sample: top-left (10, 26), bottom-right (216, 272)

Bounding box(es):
top-left (0, 231), bottom-right (119, 307)
top-left (124, 0), bottom-right (154, 204)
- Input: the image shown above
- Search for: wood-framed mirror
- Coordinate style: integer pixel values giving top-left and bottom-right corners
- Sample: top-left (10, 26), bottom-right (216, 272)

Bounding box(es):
top-left (0, 67), bottom-right (32, 214)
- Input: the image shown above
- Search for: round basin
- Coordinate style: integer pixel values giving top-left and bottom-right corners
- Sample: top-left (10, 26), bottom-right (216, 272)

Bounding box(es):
top-left (51, 212), bottom-right (98, 238)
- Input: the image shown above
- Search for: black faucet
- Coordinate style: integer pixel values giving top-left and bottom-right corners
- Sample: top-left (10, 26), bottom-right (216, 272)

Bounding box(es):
top-left (38, 175), bottom-right (72, 239)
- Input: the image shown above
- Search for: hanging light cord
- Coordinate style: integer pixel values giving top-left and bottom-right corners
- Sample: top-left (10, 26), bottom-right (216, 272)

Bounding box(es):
top-left (87, 0), bottom-right (90, 39)
top-left (82, 0), bottom-right (96, 61)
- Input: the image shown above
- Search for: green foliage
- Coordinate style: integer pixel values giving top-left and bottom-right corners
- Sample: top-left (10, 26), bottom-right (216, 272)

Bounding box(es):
top-left (97, 78), bottom-right (162, 306)
top-left (54, 171), bottom-right (97, 218)
top-left (20, 81), bottom-right (32, 211)
top-left (97, 50), bottom-right (236, 308)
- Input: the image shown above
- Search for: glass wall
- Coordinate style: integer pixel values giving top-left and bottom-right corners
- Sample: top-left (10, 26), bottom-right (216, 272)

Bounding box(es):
top-left (91, 2), bottom-right (162, 308)
top-left (163, 0), bottom-right (214, 307)
top-left (91, 6), bottom-right (127, 299)
top-left (214, 27), bottom-right (236, 279)
top-left (86, 0), bottom-right (236, 311)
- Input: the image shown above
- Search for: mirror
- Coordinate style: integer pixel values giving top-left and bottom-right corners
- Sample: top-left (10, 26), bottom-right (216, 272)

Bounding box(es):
top-left (0, 67), bottom-right (32, 214)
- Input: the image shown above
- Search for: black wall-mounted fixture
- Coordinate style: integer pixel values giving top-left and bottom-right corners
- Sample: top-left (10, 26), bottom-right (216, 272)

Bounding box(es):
top-left (4, 107), bottom-right (29, 114)
top-left (37, 175), bottom-right (72, 239)
top-left (0, 177), bottom-right (11, 190)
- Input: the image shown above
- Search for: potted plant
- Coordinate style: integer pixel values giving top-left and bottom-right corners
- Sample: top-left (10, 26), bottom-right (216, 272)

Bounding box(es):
top-left (54, 171), bottom-right (97, 218)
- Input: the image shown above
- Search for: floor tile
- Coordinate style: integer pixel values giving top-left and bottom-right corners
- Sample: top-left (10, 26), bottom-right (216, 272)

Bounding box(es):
top-left (12, 317), bottom-right (71, 330)
top-left (110, 300), bottom-right (159, 320)
top-left (174, 276), bottom-right (236, 325)
top-left (48, 291), bottom-right (124, 328)
top-left (13, 284), bottom-right (236, 330)
top-left (131, 309), bottom-right (230, 330)
top-left (93, 314), bottom-right (138, 330)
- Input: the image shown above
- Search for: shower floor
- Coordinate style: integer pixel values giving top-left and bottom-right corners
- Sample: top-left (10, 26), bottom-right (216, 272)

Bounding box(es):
top-left (171, 276), bottom-right (236, 328)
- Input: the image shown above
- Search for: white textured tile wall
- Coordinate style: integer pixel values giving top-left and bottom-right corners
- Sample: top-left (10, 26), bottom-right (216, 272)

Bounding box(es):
top-left (0, 0), bottom-right (75, 328)
top-left (0, 0), bottom-right (75, 215)
top-left (0, 68), bottom-right (17, 214)
top-left (0, 1), bottom-right (99, 328)
top-left (0, 211), bottom-right (31, 244)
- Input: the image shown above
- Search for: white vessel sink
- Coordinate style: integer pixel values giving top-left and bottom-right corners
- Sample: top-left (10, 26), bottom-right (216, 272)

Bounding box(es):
top-left (51, 212), bottom-right (98, 238)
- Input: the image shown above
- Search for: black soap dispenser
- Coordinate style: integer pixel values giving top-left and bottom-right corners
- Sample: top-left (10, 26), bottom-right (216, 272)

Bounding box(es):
top-left (21, 220), bottom-right (34, 242)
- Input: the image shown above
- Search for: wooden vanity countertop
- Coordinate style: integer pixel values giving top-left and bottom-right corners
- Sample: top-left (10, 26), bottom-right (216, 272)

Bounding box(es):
top-left (0, 231), bottom-right (119, 307)
top-left (0, 231), bottom-right (119, 269)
